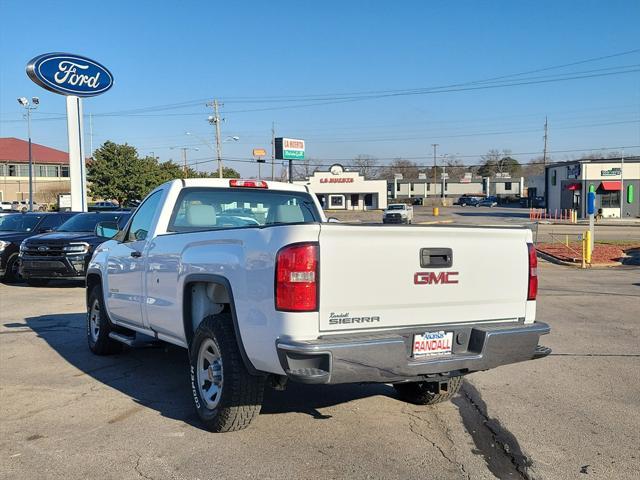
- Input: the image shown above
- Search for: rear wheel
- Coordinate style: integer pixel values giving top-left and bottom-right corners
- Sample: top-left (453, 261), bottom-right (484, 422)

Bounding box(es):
top-left (189, 314), bottom-right (265, 432)
top-left (394, 376), bottom-right (463, 405)
top-left (87, 285), bottom-right (123, 355)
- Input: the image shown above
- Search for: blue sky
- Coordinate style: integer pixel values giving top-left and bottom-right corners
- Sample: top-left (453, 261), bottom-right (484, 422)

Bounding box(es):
top-left (1, 0), bottom-right (639, 177)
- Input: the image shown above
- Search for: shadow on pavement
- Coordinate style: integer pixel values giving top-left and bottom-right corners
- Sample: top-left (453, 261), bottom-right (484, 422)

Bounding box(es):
top-left (22, 312), bottom-right (398, 431)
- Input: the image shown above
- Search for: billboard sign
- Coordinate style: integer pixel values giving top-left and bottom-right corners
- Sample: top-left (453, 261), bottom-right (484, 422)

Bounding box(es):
top-left (26, 53), bottom-right (113, 97)
top-left (275, 137), bottom-right (305, 160)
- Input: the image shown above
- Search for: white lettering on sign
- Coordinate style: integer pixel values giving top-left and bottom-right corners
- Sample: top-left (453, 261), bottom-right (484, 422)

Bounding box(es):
top-left (54, 61), bottom-right (101, 88)
top-left (320, 178), bottom-right (354, 183)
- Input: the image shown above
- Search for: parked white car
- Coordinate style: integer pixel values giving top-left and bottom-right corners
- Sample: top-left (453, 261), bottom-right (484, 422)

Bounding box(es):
top-left (86, 178), bottom-right (550, 432)
top-left (0, 201), bottom-right (13, 211)
top-left (383, 203), bottom-right (414, 224)
top-left (11, 201), bottom-right (44, 212)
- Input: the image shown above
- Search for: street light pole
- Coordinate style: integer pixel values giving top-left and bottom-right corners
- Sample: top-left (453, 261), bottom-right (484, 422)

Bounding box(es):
top-left (18, 97), bottom-right (39, 211)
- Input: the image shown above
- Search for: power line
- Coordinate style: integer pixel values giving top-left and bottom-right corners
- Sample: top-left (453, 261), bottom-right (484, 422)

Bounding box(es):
top-left (181, 144), bottom-right (640, 169)
top-left (4, 59), bottom-right (638, 123)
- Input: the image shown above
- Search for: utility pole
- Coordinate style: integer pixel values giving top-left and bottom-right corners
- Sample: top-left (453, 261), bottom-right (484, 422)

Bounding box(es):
top-left (542, 116), bottom-right (548, 166)
top-left (207, 99), bottom-right (224, 178)
top-left (182, 148), bottom-right (187, 174)
top-left (169, 146), bottom-right (199, 176)
top-left (431, 144), bottom-right (439, 194)
top-left (271, 122), bottom-right (276, 181)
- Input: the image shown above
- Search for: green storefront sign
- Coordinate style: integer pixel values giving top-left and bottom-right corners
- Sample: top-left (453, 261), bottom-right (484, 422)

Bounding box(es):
top-left (282, 149), bottom-right (305, 160)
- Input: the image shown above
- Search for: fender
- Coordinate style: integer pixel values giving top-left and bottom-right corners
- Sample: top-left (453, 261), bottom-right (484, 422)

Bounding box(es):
top-left (182, 273), bottom-right (261, 376)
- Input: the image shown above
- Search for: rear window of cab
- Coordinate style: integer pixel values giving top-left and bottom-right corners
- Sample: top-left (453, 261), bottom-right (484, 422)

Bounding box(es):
top-left (168, 187), bottom-right (320, 232)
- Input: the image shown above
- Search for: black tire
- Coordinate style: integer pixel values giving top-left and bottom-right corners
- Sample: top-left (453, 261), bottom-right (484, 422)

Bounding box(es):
top-left (189, 314), bottom-right (265, 432)
top-left (3, 253), bottom-right (22, 283)
top-left (87, 285), bottom-right (123, 355)
top-left (26, 278), bottom-right (49, 287)
top-left (394, 376), bottom-right (463, 405)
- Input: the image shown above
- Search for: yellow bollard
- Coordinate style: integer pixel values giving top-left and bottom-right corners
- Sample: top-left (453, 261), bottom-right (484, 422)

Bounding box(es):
top-left (581, 233), bottom-right (586, 269)
top-left (564, 235), bottom-right (569, 247)
top-left (585, 230), bottom-right (592, 264)
top-left (433, 207), bottom-right (439, 217)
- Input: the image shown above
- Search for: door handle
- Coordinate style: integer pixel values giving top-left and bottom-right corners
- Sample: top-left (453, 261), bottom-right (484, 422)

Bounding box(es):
top-left (130, 251), bottom-right (142, 258)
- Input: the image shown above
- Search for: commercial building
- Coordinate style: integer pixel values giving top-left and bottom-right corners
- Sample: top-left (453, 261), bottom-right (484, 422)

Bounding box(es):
top-left (0, 137), bottom-right (70, 203)
top-left (545, 157), bottom-right (639, 218)
top-left (295, 164), bottom-right (388, 210)
top-left (391, 176), bottom-right (524, 201)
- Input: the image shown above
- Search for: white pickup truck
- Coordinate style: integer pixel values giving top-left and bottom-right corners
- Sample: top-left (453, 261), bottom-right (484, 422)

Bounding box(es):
top-left (383, 203), bottom-right (414, 224)
top-left (86, 178), bottom-right (550, 432)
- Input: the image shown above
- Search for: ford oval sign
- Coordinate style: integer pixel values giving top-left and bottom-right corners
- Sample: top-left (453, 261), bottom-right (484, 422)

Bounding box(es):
top-left (26, 53), bottom-right (113, 97)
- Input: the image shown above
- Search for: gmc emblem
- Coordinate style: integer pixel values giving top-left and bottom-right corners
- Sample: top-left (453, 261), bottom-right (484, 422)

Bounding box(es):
top-left (414, 271), bottom-right (459, 285)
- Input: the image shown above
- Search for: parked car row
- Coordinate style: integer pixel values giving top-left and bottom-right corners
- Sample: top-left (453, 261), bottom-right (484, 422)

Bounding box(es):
top-left (0, 200), bottom-right (47, 212)
top-left (454, 195), bottom-right (498, 207)
top-left (0, 211), bottom-right (131, 285)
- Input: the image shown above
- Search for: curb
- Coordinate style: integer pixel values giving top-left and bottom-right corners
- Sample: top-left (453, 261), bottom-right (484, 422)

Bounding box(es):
top-left (537, 250), bottom-right (622, 268)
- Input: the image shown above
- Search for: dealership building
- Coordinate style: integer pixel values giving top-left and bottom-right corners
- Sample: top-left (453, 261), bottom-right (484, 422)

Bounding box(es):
top-left (0, 137), bottom-right (70, 203)
top-left (545, 157), bottom-right (639, 218)
top-left (295, 164), bottom-right (388, 210)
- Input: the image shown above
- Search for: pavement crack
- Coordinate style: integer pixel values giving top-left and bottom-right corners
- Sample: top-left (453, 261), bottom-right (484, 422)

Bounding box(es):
top-left (134, 453), bottom-right (154, 480)
top-left (459, 384), bottom-right (539, 480)
top-left (403, 406), bottom-right (468, 478)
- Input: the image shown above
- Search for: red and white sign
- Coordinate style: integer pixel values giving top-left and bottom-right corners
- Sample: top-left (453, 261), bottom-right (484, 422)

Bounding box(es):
top-left (320, 177), bottom-right (354, 183)
top-left (412, 331), bottom-right (453, 357)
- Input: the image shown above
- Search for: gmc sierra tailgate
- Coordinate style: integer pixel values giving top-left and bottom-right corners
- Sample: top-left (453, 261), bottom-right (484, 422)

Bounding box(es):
top-left (317, 224), bottom-right (532, 332)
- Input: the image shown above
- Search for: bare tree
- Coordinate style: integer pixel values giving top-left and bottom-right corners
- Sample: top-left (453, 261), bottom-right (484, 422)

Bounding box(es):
top-left (349, 155), bottom-right (380, 179)
top-left (291, 158), bottom-right (318, 181)
top-left (522, 156), bottom-right (546, 177)
top-left (443, 155), bottom-right (468, 181)
top-left (378, 158), bottom-right (421, 180)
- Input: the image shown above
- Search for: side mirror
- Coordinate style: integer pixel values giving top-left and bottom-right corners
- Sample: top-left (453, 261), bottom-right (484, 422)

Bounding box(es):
top-left (95, 221), bottom-right (120, 239)
top-left (327, 217), bottom-right (341, 223)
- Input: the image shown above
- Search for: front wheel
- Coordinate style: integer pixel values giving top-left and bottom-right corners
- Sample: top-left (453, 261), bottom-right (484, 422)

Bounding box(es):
top-left (87, 285), bottom-right (123, 355)
top-left (394, 376), bottom-right (463, 405)
top-left (189, 314), bottom-right (265, 432)
top-left (3, 253), bottom-right (22, 283)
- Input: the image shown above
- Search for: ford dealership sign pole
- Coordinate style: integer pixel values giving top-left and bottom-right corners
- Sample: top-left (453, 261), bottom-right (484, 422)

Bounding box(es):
top-left (26, 53), bottom-right (114, 212)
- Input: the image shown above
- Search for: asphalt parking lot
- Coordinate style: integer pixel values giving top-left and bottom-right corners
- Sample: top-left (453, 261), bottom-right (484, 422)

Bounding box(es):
top-left (1, 260), bottom-right (638, 480)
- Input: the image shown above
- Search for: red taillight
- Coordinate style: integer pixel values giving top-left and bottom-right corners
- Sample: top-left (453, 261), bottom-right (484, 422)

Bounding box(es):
top-left (527, 243), bottom-right (538, 301)
top-left (276, 243), bottom-right (318, 311)
top-left (229, 179), bottom-right (268, 189)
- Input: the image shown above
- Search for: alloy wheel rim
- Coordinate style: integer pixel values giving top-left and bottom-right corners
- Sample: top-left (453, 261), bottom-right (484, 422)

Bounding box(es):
top-left (89, 299), bottom-right (100, 342)
top-left (197, 338), bottom-right (224, 410)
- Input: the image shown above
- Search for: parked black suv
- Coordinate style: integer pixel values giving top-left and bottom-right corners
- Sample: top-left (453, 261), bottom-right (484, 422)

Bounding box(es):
top-left (19, 211), bottom-right (131, 285)
top-left (0, 212), bottom-right (79, 283)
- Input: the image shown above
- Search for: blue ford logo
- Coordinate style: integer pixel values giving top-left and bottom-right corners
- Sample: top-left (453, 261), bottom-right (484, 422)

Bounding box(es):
top-left (26, 53), bottom-right (113, 97)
